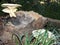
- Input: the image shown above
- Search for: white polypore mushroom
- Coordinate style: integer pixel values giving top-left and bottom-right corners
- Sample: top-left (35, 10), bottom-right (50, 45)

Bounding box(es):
top-left (1, 3), bottom-right (22, 17)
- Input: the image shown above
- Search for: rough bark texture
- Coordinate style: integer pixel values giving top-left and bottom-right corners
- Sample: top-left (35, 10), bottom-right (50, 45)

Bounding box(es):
top-left (0, 11), bottom-right (60, 45)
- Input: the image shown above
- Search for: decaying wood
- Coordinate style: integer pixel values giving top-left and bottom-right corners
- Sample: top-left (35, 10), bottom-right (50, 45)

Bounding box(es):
top-left (0, 11), bottom-right (60, 45)
top-left (47, 18), bottom-right (60, 28)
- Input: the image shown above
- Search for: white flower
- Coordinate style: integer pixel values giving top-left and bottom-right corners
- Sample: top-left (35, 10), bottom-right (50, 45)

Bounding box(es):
top-left (32, 29), bottom-right (56, 39)
top-left (40, 1), bottom-right (45, 4)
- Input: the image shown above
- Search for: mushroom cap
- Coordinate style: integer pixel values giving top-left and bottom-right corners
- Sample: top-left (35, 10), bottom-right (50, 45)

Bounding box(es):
top-left (1, 3), bottom-right (22, 8)
top-left (2, 8), bottom-right (17, 13)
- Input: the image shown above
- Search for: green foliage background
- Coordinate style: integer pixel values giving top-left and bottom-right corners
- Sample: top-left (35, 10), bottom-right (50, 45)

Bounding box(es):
top-left (0, 0), bottom-right (60, 20)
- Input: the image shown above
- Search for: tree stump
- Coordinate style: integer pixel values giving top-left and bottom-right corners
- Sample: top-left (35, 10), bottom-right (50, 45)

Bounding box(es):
top-left (0, 11), bottom-right (60, 45)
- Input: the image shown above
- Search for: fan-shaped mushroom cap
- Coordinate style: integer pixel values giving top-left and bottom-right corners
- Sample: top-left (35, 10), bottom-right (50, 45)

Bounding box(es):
top-left (1, 3), bottom-right (22, 8)
top-left (1, 3), bottom-right (22, 17)
top-left (2, 8), bottom-right (17, 13)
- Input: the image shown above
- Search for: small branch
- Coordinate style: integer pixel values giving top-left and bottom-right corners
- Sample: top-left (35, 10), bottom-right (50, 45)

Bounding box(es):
top-left (47, 17), bottom-right (60, 28)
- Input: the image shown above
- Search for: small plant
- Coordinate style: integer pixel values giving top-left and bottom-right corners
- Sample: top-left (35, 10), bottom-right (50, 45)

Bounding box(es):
top-left (32, 29), bottom-right (56, 45)
top-left (12, 29), bottom-right (57, 45)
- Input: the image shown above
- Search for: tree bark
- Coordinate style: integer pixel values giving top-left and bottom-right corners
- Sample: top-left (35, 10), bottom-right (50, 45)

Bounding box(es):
top-left (0, 11), bottom-right (60, 45)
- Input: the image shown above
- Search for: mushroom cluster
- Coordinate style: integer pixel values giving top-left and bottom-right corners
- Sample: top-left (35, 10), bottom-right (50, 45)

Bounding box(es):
top-left (1, 3), bottom-right (22, 17)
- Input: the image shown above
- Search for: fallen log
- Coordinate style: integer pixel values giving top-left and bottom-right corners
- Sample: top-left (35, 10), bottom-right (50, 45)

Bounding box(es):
top-left (0, 11), bottom-right (60, 45)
